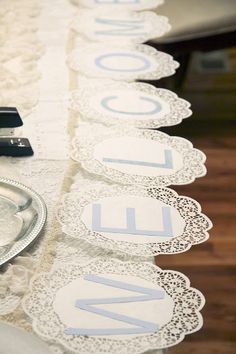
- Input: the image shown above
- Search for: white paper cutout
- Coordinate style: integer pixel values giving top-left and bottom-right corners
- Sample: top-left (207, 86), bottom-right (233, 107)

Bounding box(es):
top-left (23, 259), bottom-right (205, 353)
top-left (71, 9), bottom-right (170, 44)
top-left (57, 184), bottom-right (212, 256)
top-left (71, 125), bottom-right (206, 187)
top-left (71, 0), bottom-right (164, 11)
top-left (67, 43), bottom-right (179, 81)
top-left (70, 80), bottom-right (192, 129)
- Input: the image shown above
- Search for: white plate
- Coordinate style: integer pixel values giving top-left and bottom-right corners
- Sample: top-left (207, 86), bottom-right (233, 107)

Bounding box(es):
top-left (23, 259), bottom-right (205, 353)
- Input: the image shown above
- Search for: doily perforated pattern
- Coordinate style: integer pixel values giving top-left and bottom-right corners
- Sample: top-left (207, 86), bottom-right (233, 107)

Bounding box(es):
top-left (1, 1), bottom-right (211, 352)
top-left (71, 125), bottom-right (206, 187)
top-left (67, 43), bottom-right (179, 81)
top-left (70, 81), bottom-right (192, 129)
top-left (22, 259), bottom-right (205, 354)
top-left (10, 159), bottom-right (68, 258)
top-left (57, 183), bottom-right (212, 257)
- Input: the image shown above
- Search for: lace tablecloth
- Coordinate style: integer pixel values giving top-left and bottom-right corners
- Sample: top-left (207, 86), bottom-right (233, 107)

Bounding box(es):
top-left (0, 1), bottom-right (209, 353)
top-left (1, 0), bottom-right (154, 330)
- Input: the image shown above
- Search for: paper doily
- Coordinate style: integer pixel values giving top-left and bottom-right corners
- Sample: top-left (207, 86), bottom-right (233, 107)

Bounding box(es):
top-left (70, 0), bottom-right (164, 11)
top-left (23, 259), bottom-right (205, 354)
top-left (57, 183), bottom-right (212, 257)
top-left (70, 80), bottom-right (192, 129)
top-left (71, 10), bottom-right (170, 44)
top-left (67, 43), bottom-right (179, 81)
top-left (71, 125), bottom-right (206, 187)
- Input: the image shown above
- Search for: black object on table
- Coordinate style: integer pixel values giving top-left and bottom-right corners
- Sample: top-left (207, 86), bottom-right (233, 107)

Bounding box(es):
top-left (0, 107), bottom-right (23, 128)
top-left (0, 137), bottom-right (34, 156)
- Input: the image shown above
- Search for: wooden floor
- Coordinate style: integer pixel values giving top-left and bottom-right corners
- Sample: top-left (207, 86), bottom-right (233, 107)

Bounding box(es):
top-left (155, 49), bottom-right (236, 354)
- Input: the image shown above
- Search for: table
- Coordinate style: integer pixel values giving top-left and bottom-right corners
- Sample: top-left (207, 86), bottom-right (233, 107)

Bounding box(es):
top-left (0, 1), bottom-right (209, 353)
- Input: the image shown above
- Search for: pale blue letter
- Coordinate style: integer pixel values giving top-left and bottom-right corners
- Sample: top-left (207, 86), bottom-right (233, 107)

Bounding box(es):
top-left (95, 53), bottom-right (151, 72)
top-left (95, 18), bottom-right (145, 36)
top-left (101, 95), bottom-right (162, 115)
top-left (65, 274), bottom-right (164, 336)
top-left (92, 204), bottom-right (173, 237)
top-left (103, 149), bottom-right (174, 169)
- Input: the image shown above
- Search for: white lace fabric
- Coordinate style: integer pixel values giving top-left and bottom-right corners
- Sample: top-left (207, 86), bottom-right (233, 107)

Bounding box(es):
top-left (0, 0), bottom-right (43, 317)
top-left (0, 1), bottom-right (210, 353)
top-left (0, 0), bottom-right (72, 317)
top-left (0, 0), bottom-right (43, 117)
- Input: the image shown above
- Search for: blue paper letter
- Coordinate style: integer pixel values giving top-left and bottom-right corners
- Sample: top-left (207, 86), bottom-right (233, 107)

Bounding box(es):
top-left (92, 204), bottom-right (173, 237)
top-left (95, 53), bottom-right (151, 72)
top-left (65, 274), bottom-right (164, 336)
top-left (103, 149), bottom-right (174, 169)
top-left (101, 95), bottom-right (162, 115)
top-left (95, 18), bottom-right (145, 36)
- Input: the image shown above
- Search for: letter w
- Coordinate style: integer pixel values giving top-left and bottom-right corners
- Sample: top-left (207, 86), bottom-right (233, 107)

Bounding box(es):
top-left (65, 274), bottom-right (165, 336)
top-left (95, 18), bottom-right (146, 36)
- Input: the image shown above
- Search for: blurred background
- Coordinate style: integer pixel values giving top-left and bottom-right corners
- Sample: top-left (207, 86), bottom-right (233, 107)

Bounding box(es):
top-left (149, 1), bottom-right (236, 353)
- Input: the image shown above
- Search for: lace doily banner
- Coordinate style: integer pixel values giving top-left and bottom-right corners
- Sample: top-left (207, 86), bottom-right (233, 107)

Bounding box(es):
top-left (71, 125), bottom-right (206, 187)
top-left (67, 42), bottom-right (179, 81)
top-left (23, 259), bottom-right (205, 353)
top-left (0, 1), bottom-right (212, 353)
top-left (71, 0), bottom-right (164, 11)
top-left (70, 79), bottom-right (192, 129)
top-left (71, 9), bottom-right (170, 43)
